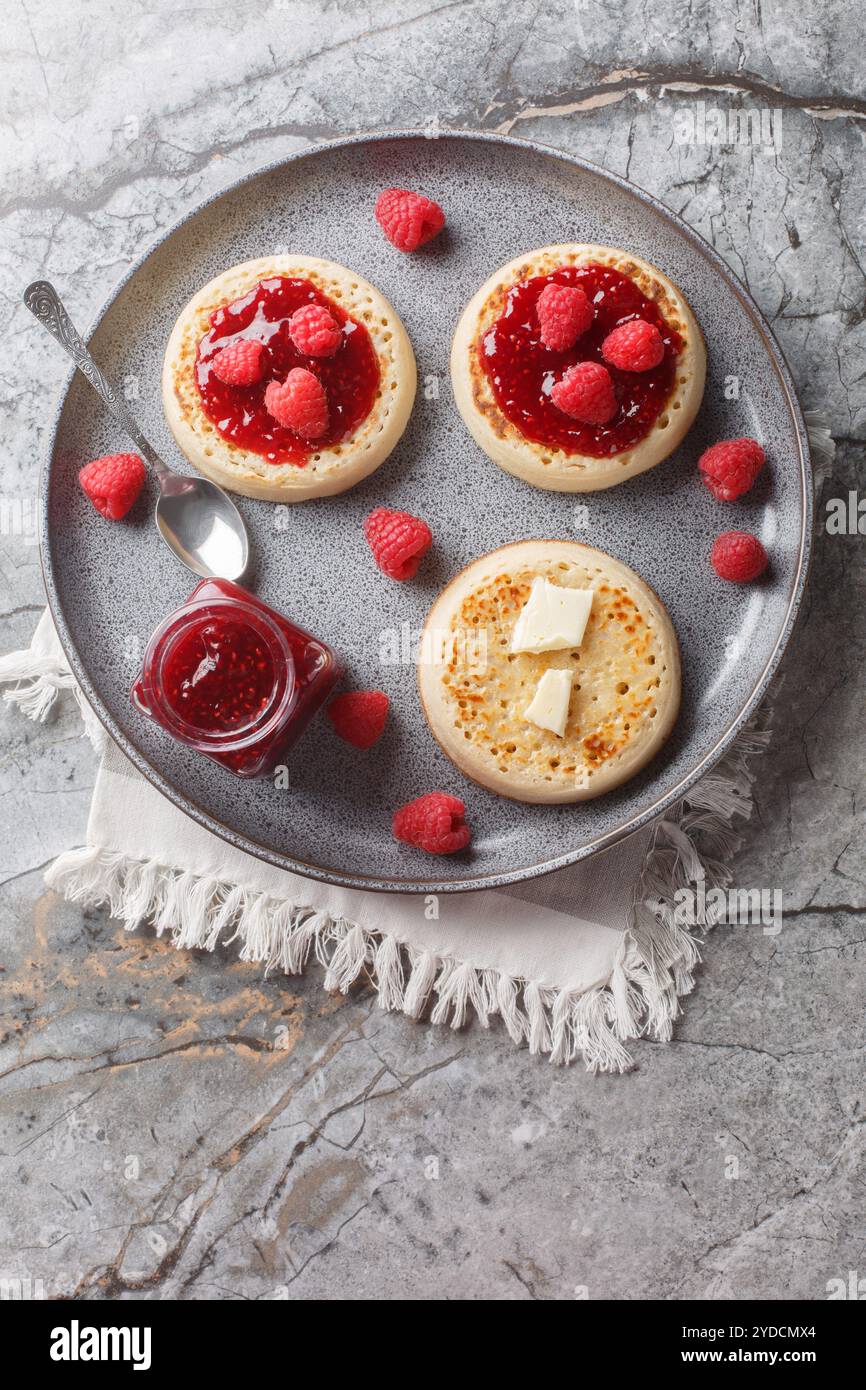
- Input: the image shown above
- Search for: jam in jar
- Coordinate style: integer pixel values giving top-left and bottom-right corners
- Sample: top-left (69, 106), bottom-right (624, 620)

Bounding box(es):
top-left (132, 578), bottom-right (342, 778)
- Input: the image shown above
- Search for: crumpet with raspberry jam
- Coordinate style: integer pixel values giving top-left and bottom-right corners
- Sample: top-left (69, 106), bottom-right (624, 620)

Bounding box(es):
top-left (162, 256), bottom-right (416, 502)
top-left (417, 540), bottom-right (680, 804)
top-left (450, 244), bottom-right (705, 492)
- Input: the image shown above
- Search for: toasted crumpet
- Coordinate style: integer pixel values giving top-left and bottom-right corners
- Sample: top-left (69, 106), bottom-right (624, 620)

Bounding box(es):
top-left (450, 243), bottom-right (706, 492)
top-left (417, 540), bottom-right (680, 804)
top-left (162, 255), bottom-right (416, 502)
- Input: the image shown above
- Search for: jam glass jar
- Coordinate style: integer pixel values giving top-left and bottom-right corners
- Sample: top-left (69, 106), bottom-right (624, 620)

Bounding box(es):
top-left (132, 577), bottom-right (342, 778)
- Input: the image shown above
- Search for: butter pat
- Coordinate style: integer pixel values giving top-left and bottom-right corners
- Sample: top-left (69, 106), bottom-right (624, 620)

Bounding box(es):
top-left (511, 578), bottom-right (593, 654)
top-left (524, 668), bottom-right (574, 738)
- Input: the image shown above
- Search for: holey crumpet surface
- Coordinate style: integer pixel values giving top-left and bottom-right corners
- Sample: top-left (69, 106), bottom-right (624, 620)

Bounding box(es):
top-left (418, 542), bottom-right (681, 803)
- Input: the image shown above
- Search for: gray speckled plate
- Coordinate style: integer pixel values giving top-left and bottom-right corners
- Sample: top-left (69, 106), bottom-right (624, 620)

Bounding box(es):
top-left (41, 131), bottom-right (812, 893)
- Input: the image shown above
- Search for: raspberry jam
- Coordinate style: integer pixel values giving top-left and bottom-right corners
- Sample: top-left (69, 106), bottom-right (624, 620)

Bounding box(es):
top-left (195, 276), bottom-right (380, 464)
top-left (480, 264), bottom-right (683, 456)
top-left (132, 578), bottom-right (342, 778)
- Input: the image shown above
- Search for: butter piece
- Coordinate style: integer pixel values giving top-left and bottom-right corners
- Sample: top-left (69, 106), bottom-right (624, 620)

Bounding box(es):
top-left (524, 668), bottom-right (574, 737)
top-left (510, 578), bottom-right (593, 654)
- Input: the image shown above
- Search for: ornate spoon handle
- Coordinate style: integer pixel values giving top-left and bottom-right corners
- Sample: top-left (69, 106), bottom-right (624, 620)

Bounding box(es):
top-left (23, 280), bottom-right (170, 480)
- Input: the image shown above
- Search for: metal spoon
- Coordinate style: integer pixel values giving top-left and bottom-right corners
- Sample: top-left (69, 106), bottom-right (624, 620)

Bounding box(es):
top-left (24, 280), bottom-right (250, 582)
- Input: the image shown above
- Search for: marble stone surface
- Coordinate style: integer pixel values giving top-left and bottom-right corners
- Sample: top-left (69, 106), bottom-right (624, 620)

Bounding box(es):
top-left (0, 0), bottom-right (863, 1301)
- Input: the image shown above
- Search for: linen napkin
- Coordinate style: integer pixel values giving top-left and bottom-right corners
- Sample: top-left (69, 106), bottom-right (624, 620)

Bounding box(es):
top-left (0, 608), bottom-right (768, 1071)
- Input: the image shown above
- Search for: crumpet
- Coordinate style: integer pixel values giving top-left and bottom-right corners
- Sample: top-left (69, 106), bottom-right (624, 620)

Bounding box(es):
top-left (417, 541), bottom-right (680, 804)
top-left (162, 255), bottom-right (416, 502)
top-left (450, 244), bottom-right (706, 492)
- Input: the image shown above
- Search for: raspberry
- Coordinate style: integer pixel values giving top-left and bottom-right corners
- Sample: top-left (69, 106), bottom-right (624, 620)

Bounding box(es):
top-left (699, 437), bottom-right (766, 502)
top-left (375, 188), bottom-right (445, 252)
top-left (551, 361), bottom-right (618, 425)
top-left (363, 507), bottom-right (433, 580)
top-left (392, 792), bottom-right (471, 855)
top-left (210, 338), bottom-right (266, 386)
top-left (711, 531), bottom-right (769, 583)
top-left (326, 690), bottom-right (389, 749)
top-left (536, 282), bottom-right (593, 351)
top-left (78, 452), bottom-right (145, 520)
top-left (601, 318), bottom-right (665, 372)
top-left (288, 304), bottom-right (342, 358)
top-left (264, 368), bottom-right (328, 439)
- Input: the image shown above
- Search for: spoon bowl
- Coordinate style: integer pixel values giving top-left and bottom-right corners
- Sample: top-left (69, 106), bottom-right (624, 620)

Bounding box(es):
top-left (155, 476), bottom-right (249, 580)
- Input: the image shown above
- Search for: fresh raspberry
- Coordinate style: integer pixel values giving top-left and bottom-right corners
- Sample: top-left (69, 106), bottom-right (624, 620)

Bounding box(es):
top-left (78, 452), bottom-right (145, 520)
top-left (264, 368), bottom-right (328, 439)
top-left (536, 282), bottom-right (594, 351)
top-left (210, 338), bottom-right (266, 386)
top-left (551, 361), bottom-right (618, 425)
top-left (601, 318), bottom-right (665, 372)
top-left (711, 531), bottom-right (769, 583)
top-left (375, 188), bottom-right (445, 252)
top-left (393, 792), bottom-right (471, 855)
top-left (363, 507), bottom-right (433, 580)
top-left (326, 690), bottom-right (390, 749)
top-left (288, 304), bottom-right (342, 358)
top-left (699, 437), bottom-right (766, 502)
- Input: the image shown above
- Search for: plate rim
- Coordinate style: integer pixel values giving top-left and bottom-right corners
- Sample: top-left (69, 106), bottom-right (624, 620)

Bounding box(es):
top-left (38, 128), bottom-right (813, 894)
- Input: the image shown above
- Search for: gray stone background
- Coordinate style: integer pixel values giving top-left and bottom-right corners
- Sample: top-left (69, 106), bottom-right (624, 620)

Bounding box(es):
top-left (0, 1), bottom-right (863, 1301)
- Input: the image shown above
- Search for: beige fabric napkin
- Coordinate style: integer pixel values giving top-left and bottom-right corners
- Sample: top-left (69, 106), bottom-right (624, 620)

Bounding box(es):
top-left (1, 610), bottom-right (765, 1070)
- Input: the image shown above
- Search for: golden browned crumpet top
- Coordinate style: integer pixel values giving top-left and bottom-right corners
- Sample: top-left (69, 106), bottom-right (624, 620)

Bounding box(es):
top-left (418, 540), bottom-right (681, 803)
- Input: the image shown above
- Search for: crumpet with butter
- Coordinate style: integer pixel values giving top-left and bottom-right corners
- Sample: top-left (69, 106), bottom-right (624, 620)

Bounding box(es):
top-left (162, 255), bottom-right (416, 502)
top-left (450, 244), bottom-right (705, 492)
top-left (417, 540), bottom-right (680, 804)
